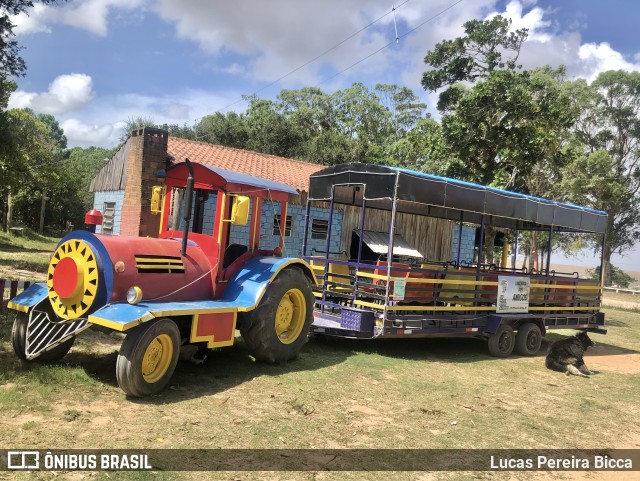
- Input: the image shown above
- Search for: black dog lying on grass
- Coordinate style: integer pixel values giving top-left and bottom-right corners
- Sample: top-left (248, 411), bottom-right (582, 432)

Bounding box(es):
top-left (545, 331), bottom-right (595, 377)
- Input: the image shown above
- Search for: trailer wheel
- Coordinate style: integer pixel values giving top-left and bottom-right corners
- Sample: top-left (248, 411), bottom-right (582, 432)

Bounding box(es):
top-left (487, 324), bottom-right (515, 358)
top-left (116, 318), bottom-right (180, 398)
top-left (11, 313), bottom-right (75, 362)
top-left (240, 267), bottom-right (314, 363)
top-left (515, 323), bottom-right (542, 356)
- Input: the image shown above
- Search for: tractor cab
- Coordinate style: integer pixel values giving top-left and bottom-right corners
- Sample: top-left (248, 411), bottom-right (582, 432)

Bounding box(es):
top-left (156, 160), bottom-right (298, 298)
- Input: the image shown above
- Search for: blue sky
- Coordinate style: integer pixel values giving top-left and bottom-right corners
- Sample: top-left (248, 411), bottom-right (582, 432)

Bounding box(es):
top-left (7, 0), bottom-right (640, 271)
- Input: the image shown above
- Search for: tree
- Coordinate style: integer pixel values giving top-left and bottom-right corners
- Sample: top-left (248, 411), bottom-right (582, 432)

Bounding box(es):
top-left (64, 146), bottom-right (112, 221)
top-left (374, 84), bottom-right (426, 138)
top-left (422, 15), bottom-right (527, 111)
top-left (389, 117), bottom-right (454, 171)
top-left (587, 264), bottom-right (637, 288)
top-left (562, 70), bottom-right (640, 285)
top-left (243, 96), bottom-right (304, 158)
top-left (37, 112), bottom-right (67, 149)
top-left (196, 112), bottom-right (248, 148)
top-left (1, 109), bottom-right (62, 230)
top-left (118, 116), bottom-right (158, 143)
top-left (422, 17), bottom-right (577, 264)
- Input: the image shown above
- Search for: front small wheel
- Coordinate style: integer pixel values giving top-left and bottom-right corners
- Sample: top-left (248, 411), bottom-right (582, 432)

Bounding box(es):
top-left (12, 313), bottom-right (75, 362)
top-left (515, 323), bottom-right (542, 356)
top-left (487, 324), bottom-right (515, 358)
top-left (116, 318), bottom-right (180, 397)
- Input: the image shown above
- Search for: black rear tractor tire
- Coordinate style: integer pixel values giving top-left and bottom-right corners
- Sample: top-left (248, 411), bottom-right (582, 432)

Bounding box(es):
top-left (515, 322), bottom-right (542, 356)
top-left (116, 318), bottom-right (181, 398)
top-left (487, 324), bottom-right (515, 358)
top-left (12, 313), bottom-right (75, 363)
top-left (240, 267), bottom-right (314, 363)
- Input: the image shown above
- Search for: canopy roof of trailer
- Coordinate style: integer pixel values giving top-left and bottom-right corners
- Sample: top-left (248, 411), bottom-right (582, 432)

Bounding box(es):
top-left (309, 163), bottom-right (608, 234)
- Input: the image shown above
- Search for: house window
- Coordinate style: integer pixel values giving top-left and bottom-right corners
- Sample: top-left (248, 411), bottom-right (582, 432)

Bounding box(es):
top-left (311, 219), bottom-right (329, 240)
top-left (273, 214), bottom-right (292, 236)
top-left (102, 202), bottom-right (116, 234)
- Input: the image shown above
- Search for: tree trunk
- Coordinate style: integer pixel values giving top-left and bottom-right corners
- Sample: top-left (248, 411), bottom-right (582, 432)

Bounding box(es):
top-left (6, 189), bottom-right (13, 230)
top-left (39, 190), bottom-right (48, 235)
top-left (529, 231), bottom-right (539, 273)
top-left (483, 225), bottom-right (496, 265)
top-left (602, 243), bottom-right (612, 286)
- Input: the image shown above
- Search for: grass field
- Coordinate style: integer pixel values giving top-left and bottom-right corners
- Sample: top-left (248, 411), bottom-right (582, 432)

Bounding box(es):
top-left (0, 231), bottom-right (59, 281)
top-left (0, 306), bottom-right (639, 481)
top-left (1, 234), bottom-right (640, 480)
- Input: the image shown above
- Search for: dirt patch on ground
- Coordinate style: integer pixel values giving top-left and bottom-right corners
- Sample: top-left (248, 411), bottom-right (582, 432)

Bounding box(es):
top-left (584, 344), bottom-right (640, 375)
top-left (0, 265), bottom-right (46, 282)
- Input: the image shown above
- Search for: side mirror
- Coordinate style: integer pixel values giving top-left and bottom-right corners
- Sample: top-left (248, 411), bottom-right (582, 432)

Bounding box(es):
top-left (230, 195), bottom-right (250, 226)
top-left (150, 186), bottom-right (163, 214)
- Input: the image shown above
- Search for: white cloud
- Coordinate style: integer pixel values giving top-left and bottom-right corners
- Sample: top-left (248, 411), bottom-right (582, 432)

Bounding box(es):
top-left (486, 1), bottom-right (640, 81)
top-left (60, 119), bottom-right (114, 147)
top-left (150, 0), bottom-right (495, 86)
top-left (8, 73), bottom-right (94, 114)
top-left (578, 43), bottom-right (640, 80)
top-left (12, 0), bottom-right (148, 36)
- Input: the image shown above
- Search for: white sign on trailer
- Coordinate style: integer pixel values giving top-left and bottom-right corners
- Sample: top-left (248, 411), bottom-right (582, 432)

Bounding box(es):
top-left (496, 276), bottom-right (530, 313)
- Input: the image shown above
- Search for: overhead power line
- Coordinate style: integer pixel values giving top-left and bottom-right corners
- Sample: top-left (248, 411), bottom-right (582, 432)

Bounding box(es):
top-left (215, 0), bottom-right (411, 114)
top-left (316, 0), bottom-right (464, 87)
top-left (194, 0), bottom-right (464, 143)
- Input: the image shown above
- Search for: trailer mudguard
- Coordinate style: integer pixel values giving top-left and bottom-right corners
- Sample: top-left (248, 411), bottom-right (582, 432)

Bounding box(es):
top-left (7, 283), bottom-right (48, 313)
top-left (87, 257), bottom-right (316, 331)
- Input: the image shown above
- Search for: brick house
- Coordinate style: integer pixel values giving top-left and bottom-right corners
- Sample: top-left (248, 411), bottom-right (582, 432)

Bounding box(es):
top-left (89, 127), bottom-right (471, 261)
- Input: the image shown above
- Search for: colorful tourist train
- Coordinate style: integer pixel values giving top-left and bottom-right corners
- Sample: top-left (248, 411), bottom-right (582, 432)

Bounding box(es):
top-left (8, 161), bottom-right (607, 396)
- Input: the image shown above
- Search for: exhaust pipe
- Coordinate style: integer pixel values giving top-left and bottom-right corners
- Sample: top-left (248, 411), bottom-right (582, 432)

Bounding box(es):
top-left (181, 158), bottom-right (194, 257)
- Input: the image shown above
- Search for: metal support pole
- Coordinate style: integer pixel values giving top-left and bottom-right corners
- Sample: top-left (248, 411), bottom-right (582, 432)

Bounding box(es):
top-left (302, 200), bottom-right (311, 257)
top-left (320, 187), bottom-right (336, 311)
top-left (599, 233), bottom-right (606, 288)
top-left (456, 211), bottom-right (463, 265)
top-left (475, 215), bottom-right (485, 307)
top-left (513, 230), bottom-right (518, 271)
top-left (352, 191), bottom-right (367, 306)
top-left (384, 176), bottom-right (400, 321)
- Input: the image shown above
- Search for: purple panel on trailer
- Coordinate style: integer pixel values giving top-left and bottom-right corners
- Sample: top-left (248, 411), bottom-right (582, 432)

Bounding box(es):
top-left (340, 307), bottom-right (374, 332)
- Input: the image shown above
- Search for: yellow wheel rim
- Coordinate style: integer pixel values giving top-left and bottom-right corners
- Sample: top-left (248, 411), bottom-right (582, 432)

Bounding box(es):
top-left (47, 239), bottom-right (99, 319)
top-left (142, 334), bottom-right (174, 383)
top-left (274, 288), bottom-right (306, 345)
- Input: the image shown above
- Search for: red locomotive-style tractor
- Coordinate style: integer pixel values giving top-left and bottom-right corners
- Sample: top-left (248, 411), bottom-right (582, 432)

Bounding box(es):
top-left (8, 160), bottom-right (316, 397)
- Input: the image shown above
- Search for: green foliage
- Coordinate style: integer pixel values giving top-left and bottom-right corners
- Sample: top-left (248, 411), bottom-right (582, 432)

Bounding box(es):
top-left (562, 70), bottom-right (640, 283)
top-left (195, 83), bottom-right (431, 167)
top-left (440, 68), bottom-right (575, 189)
top-left (422, 15), bottom-right (528, 110)
top-left (587, 264), bottom-right (637, 288)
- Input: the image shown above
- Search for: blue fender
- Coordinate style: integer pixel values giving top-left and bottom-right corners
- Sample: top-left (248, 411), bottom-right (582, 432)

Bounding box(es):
top-left (221, 256), bottom-right (317, 306)
top-left (7, 283), bottom-right (48, 313)
top-left (87, 256), bottom-right (316, 332)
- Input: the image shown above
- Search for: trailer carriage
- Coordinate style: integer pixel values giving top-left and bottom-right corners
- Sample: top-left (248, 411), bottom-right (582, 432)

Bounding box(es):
top-left (303, 163), bottom-right (607, 356)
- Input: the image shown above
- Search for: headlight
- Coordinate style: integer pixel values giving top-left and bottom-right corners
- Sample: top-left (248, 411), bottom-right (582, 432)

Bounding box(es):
top-left (127, 286), bottom-right (143, 305)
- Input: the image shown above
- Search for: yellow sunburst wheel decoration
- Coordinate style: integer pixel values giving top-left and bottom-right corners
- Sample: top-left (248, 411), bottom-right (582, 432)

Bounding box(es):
top-left (47, 239), bottom-right (99, 319)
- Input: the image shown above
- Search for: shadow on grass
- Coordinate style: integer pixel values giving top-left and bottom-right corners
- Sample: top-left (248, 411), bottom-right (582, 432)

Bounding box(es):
top-left (0, 333), bottom-right (353, 405)
top-left (1, 317), bottom-right (636, 405)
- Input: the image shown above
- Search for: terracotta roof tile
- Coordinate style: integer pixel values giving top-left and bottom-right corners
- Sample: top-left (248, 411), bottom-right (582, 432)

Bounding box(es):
top-left (167, 137), bottom-right (323, 192)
